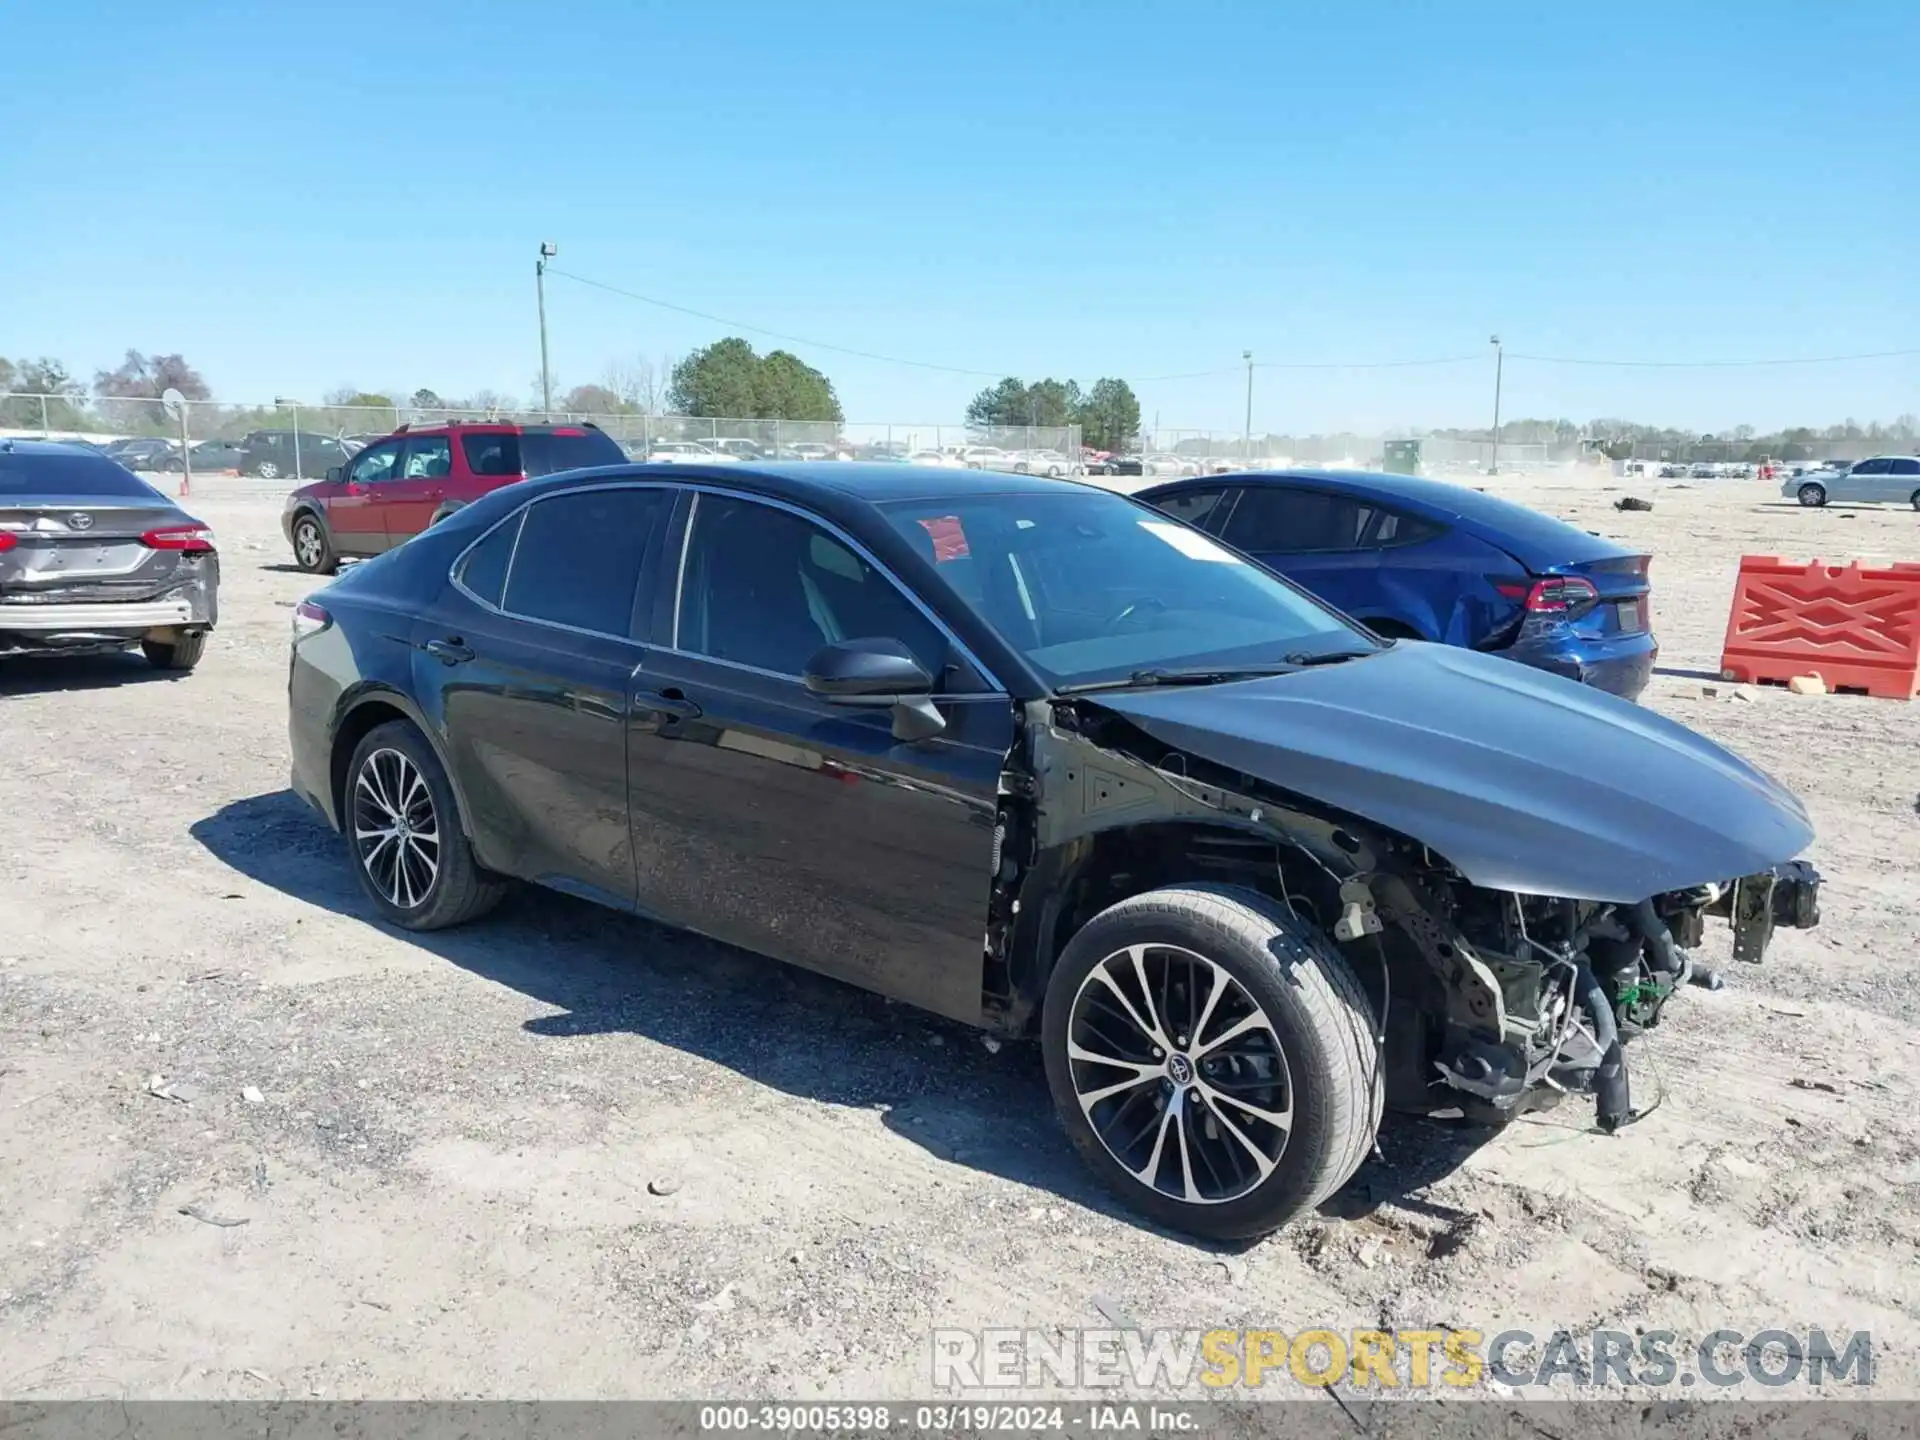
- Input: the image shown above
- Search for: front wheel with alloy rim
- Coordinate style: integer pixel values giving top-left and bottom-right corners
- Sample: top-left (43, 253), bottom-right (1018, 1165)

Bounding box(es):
top-left (1042, 884), bottom-right (1380, 1239)
top-left (1797, 482), bottom-right (1827, 507)
top-left (345, 720), bottom-right (507, 930)
top-left (291, 513), bottom-right (337, 574)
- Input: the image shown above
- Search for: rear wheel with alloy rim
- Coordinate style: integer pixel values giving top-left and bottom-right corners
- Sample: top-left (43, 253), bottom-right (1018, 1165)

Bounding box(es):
top-left (1042, 884), bottom-right (1380, 1239)
top-left (345, 720), bottom-right (506, 930)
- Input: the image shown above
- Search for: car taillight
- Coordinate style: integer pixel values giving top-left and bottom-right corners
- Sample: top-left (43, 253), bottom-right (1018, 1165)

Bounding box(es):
top-left (142, 526), bottom-right (216, 553)
top-left (291, 599), bottom-right (332, 640)
top-left (1492, 576), bottom-right (1600, 613)
top-left (0, 532), bottom-right (16, 553)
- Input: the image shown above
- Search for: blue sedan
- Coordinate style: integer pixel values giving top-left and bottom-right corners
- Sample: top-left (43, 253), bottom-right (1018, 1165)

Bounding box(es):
top-left (1139, 469), bottom-right (1657, 699)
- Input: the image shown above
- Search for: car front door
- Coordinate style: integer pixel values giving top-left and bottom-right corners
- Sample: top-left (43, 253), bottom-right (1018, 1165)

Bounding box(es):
top-left (624, 489), bottom-right (1012, 1024)
top-left (1214, 484), bottom-right (1382, 616)
top-left (375, 433), bottom-right (453, 544)
top-left (1836, 458), bottom-right (1888, 502)
top-left (419, 483), bottom-right (673, 906)
top-left (330, 438), bottom-right (405, 555)
top-left (1885, 457), bottom-right (1920, 505)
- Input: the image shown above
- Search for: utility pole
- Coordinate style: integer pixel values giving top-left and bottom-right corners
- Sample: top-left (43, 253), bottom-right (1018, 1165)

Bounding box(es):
top-left (1489, 334), bottom-right (1503, 476)
top-left (537, 242), bottom-right (558, 419)
top-left (1242, 350), bottom-right (1254, 463)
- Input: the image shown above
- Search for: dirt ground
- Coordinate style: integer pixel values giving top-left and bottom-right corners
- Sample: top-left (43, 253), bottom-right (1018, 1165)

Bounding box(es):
top-left (2, 473), bottom-right (1916, 1403)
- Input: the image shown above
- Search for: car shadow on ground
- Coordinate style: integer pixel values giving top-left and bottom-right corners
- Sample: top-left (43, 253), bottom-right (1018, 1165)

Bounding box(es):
top-left (0, 651), bottom-right (188, 694)
top-left (1654, 664), bottom-right (1724, 682)
top-left (191, 786), bottom-right (1490, 1248)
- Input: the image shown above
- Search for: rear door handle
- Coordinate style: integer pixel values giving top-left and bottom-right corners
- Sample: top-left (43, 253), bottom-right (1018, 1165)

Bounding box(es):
top-left (637, 686), bottom-right (701, 720)
top-left (423, 637), bottom-right (474, 665)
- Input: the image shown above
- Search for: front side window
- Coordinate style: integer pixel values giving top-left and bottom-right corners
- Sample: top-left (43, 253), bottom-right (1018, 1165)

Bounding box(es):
top-left (346, 440), bottom-right (404, 486)
top-left (1221, 488), bottom-right (1374, 553)
top-left (1851, 459), bottom-right (1890, 475)
top-left (1152, 486), bottom-right (1227, 531)
top-left (883, 489), bottom-right (1367, 689)
top-left (501, 487), bottom-right (668, 636)
top-left (676, 494), bottom-right (950, 682)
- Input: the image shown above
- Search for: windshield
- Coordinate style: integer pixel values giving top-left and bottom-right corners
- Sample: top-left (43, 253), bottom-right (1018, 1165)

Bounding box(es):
top-left (880, 489), bottom-right (1372, 688)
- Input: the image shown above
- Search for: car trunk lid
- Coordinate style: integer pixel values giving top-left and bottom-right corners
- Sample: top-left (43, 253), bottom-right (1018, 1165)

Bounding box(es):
top-left (0, 499), bottom-right (205, 603)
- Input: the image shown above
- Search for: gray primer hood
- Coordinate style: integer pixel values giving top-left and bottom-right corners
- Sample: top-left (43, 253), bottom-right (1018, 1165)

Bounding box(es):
top-left (1087, 642), bottom-right (1814, 903)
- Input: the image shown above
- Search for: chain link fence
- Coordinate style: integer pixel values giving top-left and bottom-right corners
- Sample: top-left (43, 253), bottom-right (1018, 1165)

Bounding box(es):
top-left (0, 393), bottom-right (1081, 482)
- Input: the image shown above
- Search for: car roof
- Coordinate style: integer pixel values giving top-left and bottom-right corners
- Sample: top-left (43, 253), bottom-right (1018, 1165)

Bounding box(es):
top-left (519, 459), bottom-right (1088, 512)
top-left (1144, 467), bottom-right (1635, 568)
top-left (0, 438), bottom-right (109, 456)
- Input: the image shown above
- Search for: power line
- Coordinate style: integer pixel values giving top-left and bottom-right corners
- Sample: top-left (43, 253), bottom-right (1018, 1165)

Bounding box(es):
top-left (1257, 354), bottom-right (1484, 371)
top-left (1508, 347), bottom-right (1920, 369)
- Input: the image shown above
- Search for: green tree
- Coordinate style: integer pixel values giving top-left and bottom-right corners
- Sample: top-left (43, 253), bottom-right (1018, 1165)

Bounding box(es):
top-left (1075, 378), bottom-right (1141, 451)
top-left (965, 377), bottom-right (1031, 429)
top-left (755, 349), bottom-right (842, 422)
top-left (410, 388), bottom-right (445, 410)
top-left (2, 357), bottom-right (90, 430)
top-left (669, 338), bottom-right (763, 418)
top-left (668, 338), bottom-right (842, 421)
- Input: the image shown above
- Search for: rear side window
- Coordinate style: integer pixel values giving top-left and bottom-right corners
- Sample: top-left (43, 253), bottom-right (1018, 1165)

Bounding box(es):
top-left (457, 513), bottom-right (521, 607)
top-left (461, 433), bottom-right (520, 476)
top-left (1888, 458), bottom-right (1920, 477)
top-left (501, 487), bottom-right (669, 635)
top-left (519, 428), bottom-right (627, 477)
top-left (0, 451), bottom-right (163, 497)
top-left (1152, 487), bottom-right (1227, 530)
top-left (1222, 488), bottom-right (1375, 553)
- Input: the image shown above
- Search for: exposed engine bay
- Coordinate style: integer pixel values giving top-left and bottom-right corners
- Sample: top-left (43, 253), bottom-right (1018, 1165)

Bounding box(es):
top-left (988, 696), bottom-right (1823, 1130)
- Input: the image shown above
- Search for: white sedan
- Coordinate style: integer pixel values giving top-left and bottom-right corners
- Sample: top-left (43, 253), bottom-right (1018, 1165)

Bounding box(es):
top-left (645, 441), bottom-right (740, 464)
top-left (1785, 455), bottom-right (1920, 508)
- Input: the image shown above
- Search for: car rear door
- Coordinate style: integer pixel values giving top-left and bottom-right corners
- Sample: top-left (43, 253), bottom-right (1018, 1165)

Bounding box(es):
top-left (624, 488), bottom-right (1011, 1025)
top-left (419, 483), bottom-right (672, 906)
top-left (374, 433), bottom-right (453, 544)
top-left (1213, 484), bottom-right (1383, 617)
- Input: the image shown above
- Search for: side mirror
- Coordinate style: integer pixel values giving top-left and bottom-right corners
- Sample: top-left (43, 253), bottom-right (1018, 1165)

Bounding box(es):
top-left (803, 638), bottom-right (944, 742)
top-left (324, 465), bottom-right (344, 484)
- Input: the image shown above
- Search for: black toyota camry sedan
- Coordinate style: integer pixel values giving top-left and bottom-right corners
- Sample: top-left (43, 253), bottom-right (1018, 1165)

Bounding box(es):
top-left (287, 462), bottom-right (1820, 1238)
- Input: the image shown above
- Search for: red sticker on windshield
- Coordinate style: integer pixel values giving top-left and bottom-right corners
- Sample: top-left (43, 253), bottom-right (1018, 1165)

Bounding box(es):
top-left (917, 515), bottom-right (970, 562)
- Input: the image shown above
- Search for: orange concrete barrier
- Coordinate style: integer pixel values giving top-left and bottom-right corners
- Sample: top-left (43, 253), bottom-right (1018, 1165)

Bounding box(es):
top-left (1719, 556), bottom-right (1920, 700)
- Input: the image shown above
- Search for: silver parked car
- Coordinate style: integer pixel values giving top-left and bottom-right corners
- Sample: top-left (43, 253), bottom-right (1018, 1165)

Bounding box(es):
top-left (0, 440), bottom-right (218, 669)
top-left (1786, 455), bottom-right (1920, 509)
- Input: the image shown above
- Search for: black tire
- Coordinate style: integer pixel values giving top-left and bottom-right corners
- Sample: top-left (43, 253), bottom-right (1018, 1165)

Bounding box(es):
top-left (1041, 884), bottom-right (1380, 1240)
top-left (344, 720), bottom-right (507, 931)
top-left (290, 512), bottom-right (337, 574)
top-left (142, 632), bottom-right (208, 670)
top-left (1797, 482), bottom-right (1827, 507)
top-left (1909, 489), bottom-right (1920, 512)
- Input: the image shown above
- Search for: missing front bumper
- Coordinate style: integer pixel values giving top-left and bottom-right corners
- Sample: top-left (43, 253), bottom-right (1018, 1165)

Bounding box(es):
top-left (1712, 859), bottom-right (1823, 964)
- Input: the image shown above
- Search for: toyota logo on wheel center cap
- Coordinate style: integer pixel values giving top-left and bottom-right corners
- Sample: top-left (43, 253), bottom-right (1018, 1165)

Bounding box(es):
top-left (1167, 1053), bottom-right (1194, 1085)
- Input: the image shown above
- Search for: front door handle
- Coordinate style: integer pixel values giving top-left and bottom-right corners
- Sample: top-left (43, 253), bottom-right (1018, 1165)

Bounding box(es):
top-left (423, 637), bottom-right (474, 665)
top-left (636, 686), bottom-right (701, 720)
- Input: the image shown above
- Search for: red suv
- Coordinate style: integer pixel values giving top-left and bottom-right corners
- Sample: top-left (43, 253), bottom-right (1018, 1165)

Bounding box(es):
top-left (280, 421), bottom-right (626, 573)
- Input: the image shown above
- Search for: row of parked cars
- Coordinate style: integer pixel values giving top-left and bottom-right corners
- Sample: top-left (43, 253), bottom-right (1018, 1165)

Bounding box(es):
top-left (64, 431), bottom-right (361, 479)
top-left (4, 426), bottom-right (1824, 1240)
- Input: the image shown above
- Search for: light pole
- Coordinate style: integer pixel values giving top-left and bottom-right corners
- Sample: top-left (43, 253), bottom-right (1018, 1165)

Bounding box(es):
top-left (536, 242), bottom-right (558, 418)
top-left (1242, 350), bottom-right (1254, 463)
top-left (1488, 334), bottom-right (1503, 476)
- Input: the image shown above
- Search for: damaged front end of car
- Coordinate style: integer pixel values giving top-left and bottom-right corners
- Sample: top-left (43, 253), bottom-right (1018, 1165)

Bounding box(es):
top-left (985, 678), bottom-right (1822, 1133)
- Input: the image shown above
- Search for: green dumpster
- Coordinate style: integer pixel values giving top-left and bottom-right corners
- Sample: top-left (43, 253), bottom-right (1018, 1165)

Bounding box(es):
top-left (1382, 440), bottom-right (1421, 476)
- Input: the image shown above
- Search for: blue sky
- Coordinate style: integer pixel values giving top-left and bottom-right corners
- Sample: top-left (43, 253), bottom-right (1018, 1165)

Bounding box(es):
top-left (8, 0), bottom-right (1916, 434)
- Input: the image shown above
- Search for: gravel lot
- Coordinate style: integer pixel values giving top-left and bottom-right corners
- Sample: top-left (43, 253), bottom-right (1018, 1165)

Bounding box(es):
top-left (2, 473), bottom-right (1917, 1402)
